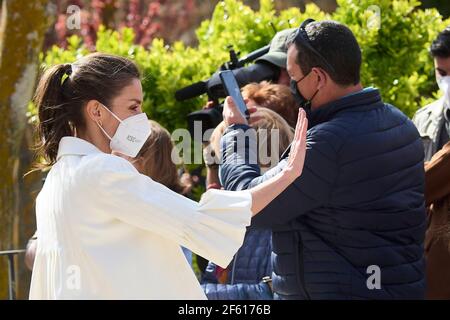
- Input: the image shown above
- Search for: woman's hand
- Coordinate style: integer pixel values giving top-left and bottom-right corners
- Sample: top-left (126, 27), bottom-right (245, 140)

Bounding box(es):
top-left (282, 109), bottom-right (308, 182)
top-left (248, 109), bottom-right (308, 216)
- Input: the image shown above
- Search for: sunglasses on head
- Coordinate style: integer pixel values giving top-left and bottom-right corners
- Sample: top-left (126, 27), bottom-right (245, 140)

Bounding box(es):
top-left (293, 19), bottom-right (336, 74)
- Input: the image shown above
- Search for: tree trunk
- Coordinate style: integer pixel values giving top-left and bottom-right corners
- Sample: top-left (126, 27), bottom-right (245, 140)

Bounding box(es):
top-left (0, 0), bottom-right (54, 299)
top-left (14, 125), bottom-right (44, 299)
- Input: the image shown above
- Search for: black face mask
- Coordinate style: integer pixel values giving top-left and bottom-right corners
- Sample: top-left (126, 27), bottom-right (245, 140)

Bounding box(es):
top-left (290, 72), bottom-right (319, 111)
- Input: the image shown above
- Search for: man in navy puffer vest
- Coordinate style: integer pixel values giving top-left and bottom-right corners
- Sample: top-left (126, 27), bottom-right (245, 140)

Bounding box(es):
top-left (219, 19), bottom-right (427, 299)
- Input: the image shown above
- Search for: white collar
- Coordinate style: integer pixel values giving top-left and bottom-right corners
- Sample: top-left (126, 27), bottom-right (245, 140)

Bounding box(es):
top-left (56, 136), bottom-right (103, 161)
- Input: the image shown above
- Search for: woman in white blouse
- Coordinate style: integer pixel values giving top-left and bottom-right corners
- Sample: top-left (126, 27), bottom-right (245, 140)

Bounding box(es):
top-left (29, 53), bottom-right (308, 299)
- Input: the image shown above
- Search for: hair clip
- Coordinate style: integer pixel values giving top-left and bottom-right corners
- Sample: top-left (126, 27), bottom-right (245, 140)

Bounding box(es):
top-left (65, 64), bottom-right (72, 76)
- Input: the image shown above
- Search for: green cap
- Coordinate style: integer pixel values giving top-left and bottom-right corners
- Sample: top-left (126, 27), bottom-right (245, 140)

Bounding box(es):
top-left (255, 28), bottom-right (297, 69)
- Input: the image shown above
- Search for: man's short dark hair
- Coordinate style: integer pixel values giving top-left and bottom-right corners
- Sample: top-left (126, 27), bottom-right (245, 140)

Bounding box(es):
top-left (287, 20), bottom-right (362, 86)
top-left (430, 27), bottom-right (450, 58)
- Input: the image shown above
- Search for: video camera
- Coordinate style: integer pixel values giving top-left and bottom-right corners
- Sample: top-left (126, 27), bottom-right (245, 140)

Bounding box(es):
top-left (174, 45), bottom-right (282, 142)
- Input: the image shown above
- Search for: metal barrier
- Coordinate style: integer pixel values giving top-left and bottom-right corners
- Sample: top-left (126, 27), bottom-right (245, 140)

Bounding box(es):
top-left (0, 249), bottom-right (26, 300)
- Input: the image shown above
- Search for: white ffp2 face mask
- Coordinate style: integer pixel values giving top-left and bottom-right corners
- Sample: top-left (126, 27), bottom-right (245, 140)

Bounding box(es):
top-left (96, 104), bottom-right (151, 158)
top-left (437, 75), bottom-right (450, 102)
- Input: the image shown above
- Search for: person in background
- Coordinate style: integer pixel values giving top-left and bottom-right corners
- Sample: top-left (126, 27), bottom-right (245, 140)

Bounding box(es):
top-left (413, 26), bottom-right (450, 299)
top-left (204, 81), bottom-right (298, 191)
top-left (254, 28), bottom-right (296, 87)
top-left (201, 107), bottom-right (294, 299)
top-left (242, 81), bottom-right (299, 127)
top-left (195, 28), bottom-right (296, 276)
top-left (200, 82), bottom-right (297, 299)
top-left (201, 28), bottom-right (297, 192)
top-left (414, 26), bottom-right (450, 161)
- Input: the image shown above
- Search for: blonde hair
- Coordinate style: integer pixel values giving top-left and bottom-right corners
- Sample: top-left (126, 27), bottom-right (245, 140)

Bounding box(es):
top-left (209, 108), bottom-right (294, 168)
top-left (136, 120), bottom-right (184, 194)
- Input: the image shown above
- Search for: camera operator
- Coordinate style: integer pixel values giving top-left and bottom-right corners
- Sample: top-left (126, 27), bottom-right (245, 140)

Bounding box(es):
top-left (202, 29), bottom-right (296, 188)
top-left (254, 28), bottom-right (294, 87)
top-left (193, 29), bottom-right (296, 276)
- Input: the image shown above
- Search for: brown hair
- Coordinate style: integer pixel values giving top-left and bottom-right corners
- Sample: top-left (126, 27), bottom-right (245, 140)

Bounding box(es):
top-left (33, 53), bottom-right (140, 167)
top-left (136, 120), bottom-right (185, 194)
top-left (209, 108), bottom-right (294, 168)
top-left (241, 81), bottom-right (298, 127)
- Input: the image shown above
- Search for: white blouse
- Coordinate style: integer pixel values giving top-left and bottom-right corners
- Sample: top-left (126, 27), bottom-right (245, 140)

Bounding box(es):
top-left (29, 137), bottom-right (252, 299)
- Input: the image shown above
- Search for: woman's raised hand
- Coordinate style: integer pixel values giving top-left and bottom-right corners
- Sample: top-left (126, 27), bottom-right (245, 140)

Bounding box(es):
top-left (283, 109), bottom-right (308, 182)
top-left (248, 108), bottom-right (308, 216)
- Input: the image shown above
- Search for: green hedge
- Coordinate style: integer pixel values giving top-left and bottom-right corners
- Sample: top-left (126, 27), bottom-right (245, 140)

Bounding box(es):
top-left (37, 0), bottom-right (450, 132)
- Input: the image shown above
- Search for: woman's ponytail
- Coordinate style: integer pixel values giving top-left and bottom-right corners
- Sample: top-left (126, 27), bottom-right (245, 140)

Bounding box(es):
top-left (34, 63), bottom-right (74, 167)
